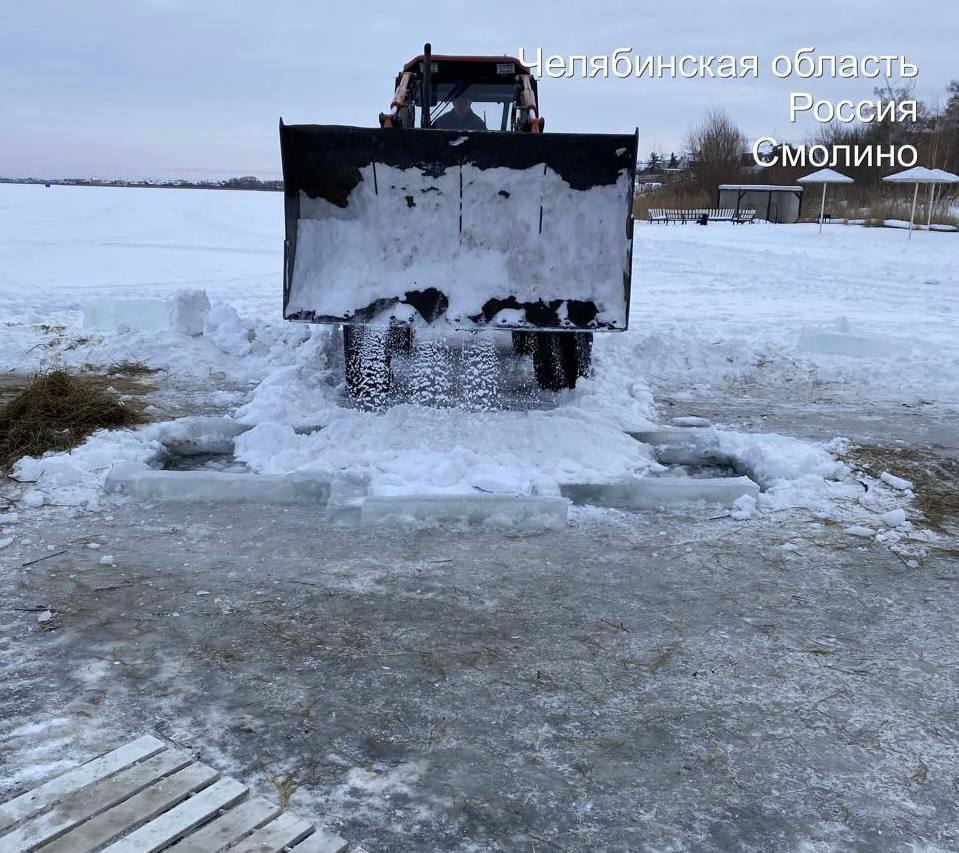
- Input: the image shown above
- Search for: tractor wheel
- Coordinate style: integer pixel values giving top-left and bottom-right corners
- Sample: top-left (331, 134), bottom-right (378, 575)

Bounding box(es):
top-left (532, 332), bottom-right (592, 391)
top-left (387, 324), bottom-right (414, 355)
top-left (343, 325), bottom-right (392, 407)
top-left (572, 332), bottom-right (593, 378)
top-left (511, 330), bottom-right (534, 356)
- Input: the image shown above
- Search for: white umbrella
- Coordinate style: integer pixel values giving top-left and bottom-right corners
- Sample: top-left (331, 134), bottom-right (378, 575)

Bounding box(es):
top-left (798, 168), bottom-right (854, 234)
top-left (882, 166), bottom-right (947, 239)
top-left (925, 169), bottom-right (959, 230)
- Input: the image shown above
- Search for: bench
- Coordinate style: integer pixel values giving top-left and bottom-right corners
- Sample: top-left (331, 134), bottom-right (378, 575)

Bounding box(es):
top-left (647, 207), bottom-right (755, 224)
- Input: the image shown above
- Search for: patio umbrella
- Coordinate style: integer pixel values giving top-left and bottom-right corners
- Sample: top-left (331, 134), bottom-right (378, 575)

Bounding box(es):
top-left (797, 168), bottom-right (854, 234)
top-left (925, 169), bottom-right (959, 229)
top-left (882, 166), bottom-right (943, 239)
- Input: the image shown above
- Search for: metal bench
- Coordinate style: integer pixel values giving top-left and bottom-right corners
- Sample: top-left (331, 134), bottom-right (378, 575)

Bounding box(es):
top-left (647, 207), bottom-right (755, 224)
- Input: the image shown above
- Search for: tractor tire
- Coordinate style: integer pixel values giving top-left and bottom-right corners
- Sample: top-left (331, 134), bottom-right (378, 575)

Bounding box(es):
top-left (387, 324), bottom-right (414, 355)
top-left (532, 332), bottom-right (592, 391)
top-left (572, 332), bottom-right (593, 378)
top-left (343, 325), bottom-right (392, 407)
top-left (511, 330), bottom-right (534, 356)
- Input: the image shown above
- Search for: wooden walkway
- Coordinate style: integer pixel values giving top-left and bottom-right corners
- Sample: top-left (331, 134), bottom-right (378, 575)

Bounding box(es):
top-left (0, 735), bottom-right (362, 853)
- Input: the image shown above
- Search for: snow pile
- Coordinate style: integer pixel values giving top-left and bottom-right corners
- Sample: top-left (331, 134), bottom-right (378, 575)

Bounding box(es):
top-left (289, 161), bottom-right (632, 327)
top-left (12, 428), bottom-right (164, 510)
top-left (203, 301), bottom-right (255, 357)
top-left (234, 404), bottom-right (657, 497)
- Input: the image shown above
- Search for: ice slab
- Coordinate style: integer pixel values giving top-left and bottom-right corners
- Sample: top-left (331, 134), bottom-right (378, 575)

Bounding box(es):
top-left (360, 494), bottom-right (568, 529)
top-left (561, 476), bottom-right (759, 510)
top-left (155, 416), bottom-right (252, 456)
top-left (82, 298), bottom-right (170, 332)
top-left (104, 468), bottom-right (330, 505)
top-left (797, 330), bottom-right (912, 358)
top-left (671, 416), bottom-right (710, 428)
top-left (630, 429), bottom-right (736, 468)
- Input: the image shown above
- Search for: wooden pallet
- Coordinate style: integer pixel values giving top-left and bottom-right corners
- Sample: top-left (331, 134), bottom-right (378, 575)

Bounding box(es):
top-left (0, 735), bottom-right (357, 853)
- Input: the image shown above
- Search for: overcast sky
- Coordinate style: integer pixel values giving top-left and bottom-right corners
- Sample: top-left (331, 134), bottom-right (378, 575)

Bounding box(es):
top-left (2, 0), bottom-right (956, 178)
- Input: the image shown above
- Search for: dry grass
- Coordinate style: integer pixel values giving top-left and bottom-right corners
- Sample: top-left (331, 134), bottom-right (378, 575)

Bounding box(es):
top-left (846, 444), bottom-right (959, 531)
top-left (803, 187), bottom-right (959, 229)
top-left (633, 186), bottom-right (714, 219)
top-left (106, 360), bottom-right (161, 377)
top-left (0, 370), bottom-right (145, 472)
top-left (264, 769), bottom-right (299, 808)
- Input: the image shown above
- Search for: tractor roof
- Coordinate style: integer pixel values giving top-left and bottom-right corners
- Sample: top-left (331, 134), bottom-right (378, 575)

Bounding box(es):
top-left (402, 54), bottom-right (531, 74)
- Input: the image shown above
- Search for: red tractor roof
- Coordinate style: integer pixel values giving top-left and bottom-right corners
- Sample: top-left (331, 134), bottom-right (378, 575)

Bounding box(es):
top-left (402, 54), bottom-right (531, 73)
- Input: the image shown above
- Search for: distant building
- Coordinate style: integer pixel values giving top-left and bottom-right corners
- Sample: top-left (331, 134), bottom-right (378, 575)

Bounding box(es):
top-left (717, 184), bottom-right (804, 223)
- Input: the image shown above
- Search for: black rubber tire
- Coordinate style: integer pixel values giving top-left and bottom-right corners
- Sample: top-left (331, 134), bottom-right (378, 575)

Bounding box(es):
top-left (343, 325), bottom-right (392, 405)
top-left (511, 330), bottom-right (534, 356)
top-left (532, 332), bottom-right (592, 390)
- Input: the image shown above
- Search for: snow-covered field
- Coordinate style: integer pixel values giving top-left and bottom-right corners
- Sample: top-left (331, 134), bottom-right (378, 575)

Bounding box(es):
top-left (1, 182), bottom-right (956, 533)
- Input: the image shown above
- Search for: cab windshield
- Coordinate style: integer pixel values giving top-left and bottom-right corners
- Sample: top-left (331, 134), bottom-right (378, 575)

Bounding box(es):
top-left (419, 82), bottom-right (516, 131)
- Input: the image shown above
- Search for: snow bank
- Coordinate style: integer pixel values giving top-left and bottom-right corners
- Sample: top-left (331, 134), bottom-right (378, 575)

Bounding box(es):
top-left (234, 404), bottom-right (658, 497)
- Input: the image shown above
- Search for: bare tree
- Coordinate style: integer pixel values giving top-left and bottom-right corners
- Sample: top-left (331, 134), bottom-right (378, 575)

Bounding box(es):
top-left (683, 110), bottom-right (747, 194)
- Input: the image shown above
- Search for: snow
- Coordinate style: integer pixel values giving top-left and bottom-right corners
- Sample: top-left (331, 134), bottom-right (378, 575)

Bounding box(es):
top-left (2, 184), bottom-right (953, 528)
top-left (289, 162), bottom-right (632, 328)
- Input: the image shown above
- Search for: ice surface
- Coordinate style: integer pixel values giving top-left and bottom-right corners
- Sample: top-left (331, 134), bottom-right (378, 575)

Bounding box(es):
top-left (561, 476), bottom-right (759, 510)
top-left (83, 298), bottom-right (170, 332)
top-left (359, 494), bottom-right (569, 529)
top-left (288, 163), bottom-right (632, 328)
top-left (104, 467), bottom-right (331, 504)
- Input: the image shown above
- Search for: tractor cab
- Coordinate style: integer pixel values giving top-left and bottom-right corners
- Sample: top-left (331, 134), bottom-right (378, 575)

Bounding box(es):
top-left (382, 52), bottom-right (542, 133)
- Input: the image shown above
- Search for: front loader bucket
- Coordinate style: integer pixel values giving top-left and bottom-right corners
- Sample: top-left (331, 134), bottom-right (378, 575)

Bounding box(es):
top-left (280, 121), bottom-right (637, 331)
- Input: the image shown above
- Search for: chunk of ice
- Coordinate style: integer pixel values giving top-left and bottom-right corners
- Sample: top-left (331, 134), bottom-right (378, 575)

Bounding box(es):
top-left (561, 476), bottom-right (759, 510)
top-left (797, 330), bottom-right (912, 358)
top-left (21, 491), bottom-right (45, 508)
top-left (360, 494), bottom-right (568, 529)
top-left (880, 471), bottom-right (913, 491)
top-left (104, 468), bottom-right (330, 505)
top-left (843, 525), bottom-right (874, 538)
top-left (168, 288), bottom-right (211, 336)
top-left (82, 298), bottom-right (169, 332)
top-left (881, 508), bottom-right (907, 528)
top-left (671, 416), bottom-right (711, 428)
top-left (155, 416), bottom-right (252, 456)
